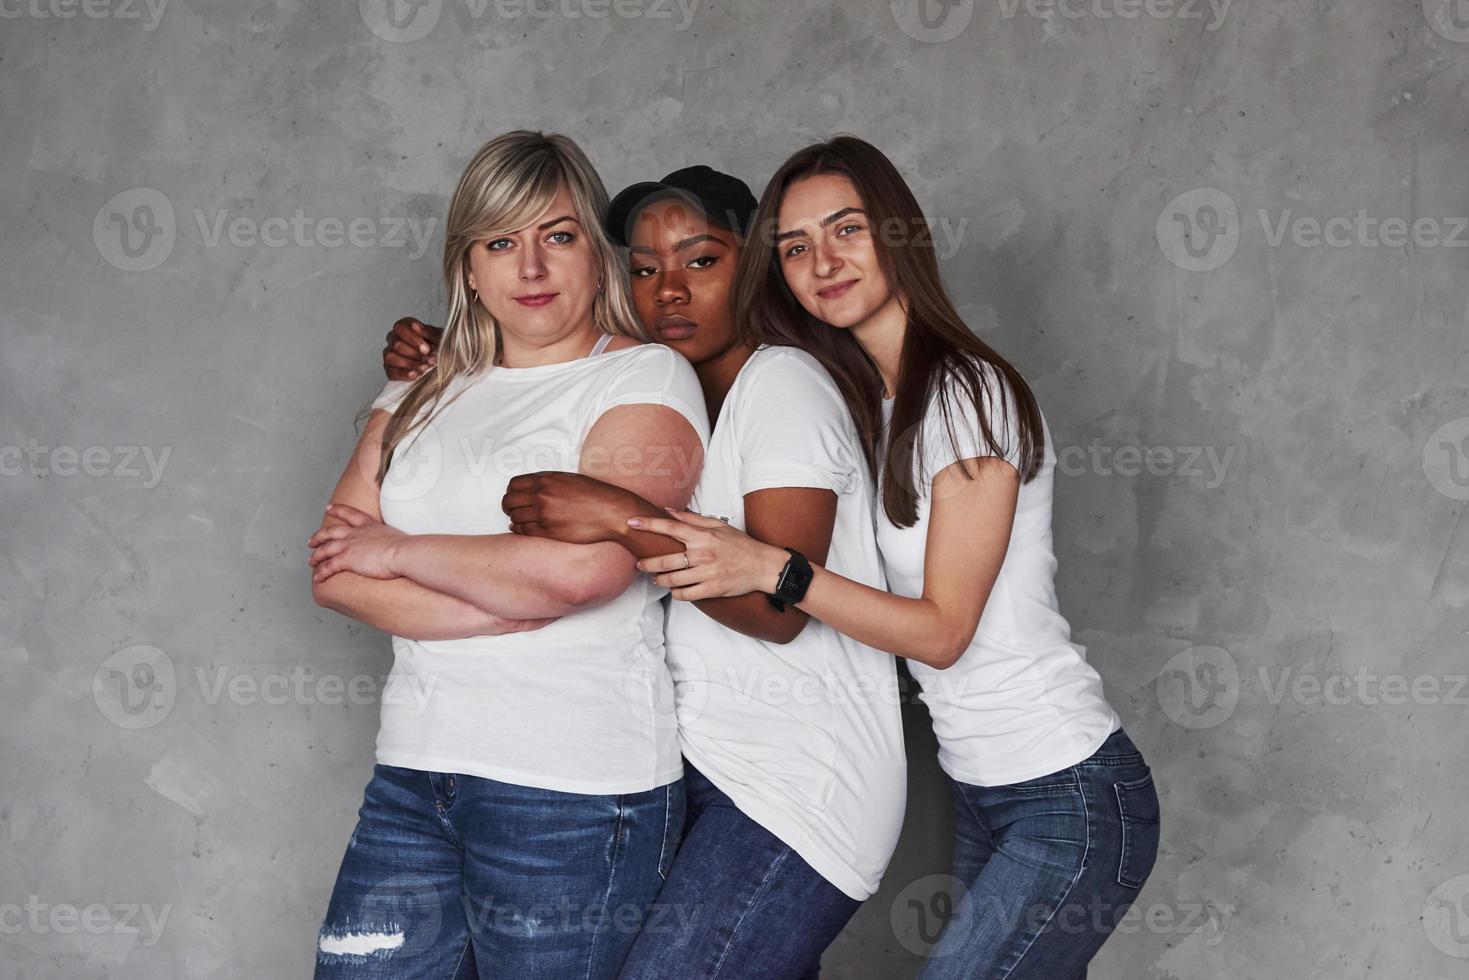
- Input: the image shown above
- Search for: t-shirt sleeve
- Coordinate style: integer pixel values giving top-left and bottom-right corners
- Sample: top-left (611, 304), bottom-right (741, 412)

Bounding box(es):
top-left (370, 379), bottom-right (412, 415)
top-left (920, 362), bottom-right (1024, 484)
top-left (735, 350), bottom-right (862, 497)
top-left (594, 344), bottom-right (711, 449)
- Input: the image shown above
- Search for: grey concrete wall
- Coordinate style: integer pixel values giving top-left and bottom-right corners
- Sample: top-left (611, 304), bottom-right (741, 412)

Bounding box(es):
top-left (3, 1), bottom-right (1466, 976)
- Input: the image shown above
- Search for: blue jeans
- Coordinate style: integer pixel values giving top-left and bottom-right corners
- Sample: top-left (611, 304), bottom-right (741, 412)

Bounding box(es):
top-left (916, 728), bottom-right (1162, 980)
top-left (617, 762), bottom-right (861, 979)
top-left (314, 764), bottom-right (683, 980)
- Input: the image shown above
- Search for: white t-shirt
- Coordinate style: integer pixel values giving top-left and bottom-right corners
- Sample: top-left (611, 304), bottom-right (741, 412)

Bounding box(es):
top-left (876, 357), bottom-right (1119, 787)
top-left (665, 345), bottom-right (907, 901)
top-left (367, 342), bottom-right (710, 796)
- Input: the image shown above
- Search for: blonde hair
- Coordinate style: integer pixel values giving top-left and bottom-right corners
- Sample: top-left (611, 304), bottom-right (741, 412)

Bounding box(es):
top-left (376, 130), bottom-right (645, 482)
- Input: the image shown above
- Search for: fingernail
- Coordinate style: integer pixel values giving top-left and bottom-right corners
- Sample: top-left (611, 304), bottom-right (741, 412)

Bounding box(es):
top-left (427, 356), bottom-right (436, 365)
top-left (420, 344), bottom-right (430, 354)
top-left (634, 562), bottom-right (643, 571)
top-left (626, 518), bottom-right (642, 527)
top-left (663, 507), bottom-right (676, 514)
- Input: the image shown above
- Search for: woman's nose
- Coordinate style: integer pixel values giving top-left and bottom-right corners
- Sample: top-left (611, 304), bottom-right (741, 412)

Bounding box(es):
top-left (519, 245), bottom-right (548, 281)
top-left (656, 272), bottom-right (690, 305)
top-left (814, 244), bottom-right (842, 278)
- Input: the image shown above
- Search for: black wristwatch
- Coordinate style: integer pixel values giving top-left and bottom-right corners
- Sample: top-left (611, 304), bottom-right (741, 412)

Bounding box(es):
top-left (768, 548), bottom-right (814, 612)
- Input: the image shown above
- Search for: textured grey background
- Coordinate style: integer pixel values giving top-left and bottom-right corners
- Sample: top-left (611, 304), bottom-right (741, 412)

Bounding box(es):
top-left (3, 0), bottom-right (1468, 977)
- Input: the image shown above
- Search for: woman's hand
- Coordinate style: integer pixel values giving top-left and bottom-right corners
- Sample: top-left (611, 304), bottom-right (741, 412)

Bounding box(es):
top-left (626, 510), bottom-right (790, 601)
top-left (502, 471), bottom-right (640, 545)
top-left (308, 503), bottom-right (408, 582)
top-left (383, 317), bottom-right (442, 381)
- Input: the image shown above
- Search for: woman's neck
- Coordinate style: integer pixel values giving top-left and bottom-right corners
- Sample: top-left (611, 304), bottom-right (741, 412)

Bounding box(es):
top-left (694, 341), bottom-right (757, 425)
top-left (849, 292), bottom-right (907, 398)
top-left (498, 319), bottom-right (600, 369)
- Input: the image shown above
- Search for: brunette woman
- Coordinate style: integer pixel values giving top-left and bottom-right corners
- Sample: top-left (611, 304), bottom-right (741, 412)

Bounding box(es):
top-left (630, 137), bottom-right (1161, 979)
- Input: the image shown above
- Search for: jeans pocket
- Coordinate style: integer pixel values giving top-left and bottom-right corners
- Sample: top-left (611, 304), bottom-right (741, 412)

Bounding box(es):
top-left (1114, 772), bottom-right (1161, 889)
top-left (1004, 767), bottom-right (1080, 798)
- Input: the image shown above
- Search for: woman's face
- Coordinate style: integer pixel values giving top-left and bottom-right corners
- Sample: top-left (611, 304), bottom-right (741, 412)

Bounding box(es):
top-left (775, 173), bottom-right (896, 330)
top-left (465, 182), bottom-right (601, 344)
top-left (626, 196), bottom-right (741, 365)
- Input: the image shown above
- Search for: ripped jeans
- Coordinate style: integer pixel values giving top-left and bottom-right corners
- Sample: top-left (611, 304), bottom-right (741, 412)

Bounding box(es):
top-left (314, 764), bottom-right (683, 980)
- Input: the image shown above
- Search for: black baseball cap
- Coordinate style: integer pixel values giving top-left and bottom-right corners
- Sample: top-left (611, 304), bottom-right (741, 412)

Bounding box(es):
top-left (604, 165), bottom-right (758, 247)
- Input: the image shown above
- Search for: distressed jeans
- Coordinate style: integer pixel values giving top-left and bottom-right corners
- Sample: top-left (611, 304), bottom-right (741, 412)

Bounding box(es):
top-left (313, 764), bottom-right (683, 979)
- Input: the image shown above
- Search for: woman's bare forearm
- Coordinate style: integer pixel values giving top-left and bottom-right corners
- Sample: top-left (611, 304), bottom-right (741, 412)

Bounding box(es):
top-left (391, 532), bottom-right (633, 620)
top-left (795, 564), bottom-right (972, 668)
top-left (313, 572), bottom-right (505, 641)
top-left (607, 492), bottom-right (815, 645)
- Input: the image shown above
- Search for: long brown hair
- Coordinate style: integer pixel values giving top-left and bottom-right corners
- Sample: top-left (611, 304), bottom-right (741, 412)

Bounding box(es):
top-left (731, 135), bottom-right (1043, 528)
top-left (374, 131), bottom-right (645, 483)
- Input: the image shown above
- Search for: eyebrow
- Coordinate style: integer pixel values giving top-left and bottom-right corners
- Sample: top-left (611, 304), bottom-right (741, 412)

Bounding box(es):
top-left (773, 206), bottom-right (867, 242)
top-left (537, 215), bottom-right (580, 231)
top-left (628, 233), bottom-right (727, 255)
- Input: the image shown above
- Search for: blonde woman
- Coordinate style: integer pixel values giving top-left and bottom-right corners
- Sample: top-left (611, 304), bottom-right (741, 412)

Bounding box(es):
top-left (306, 131), bottom-right (708, 979)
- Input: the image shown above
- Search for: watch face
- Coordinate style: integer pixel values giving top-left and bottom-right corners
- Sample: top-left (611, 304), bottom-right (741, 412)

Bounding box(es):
top-left (777, 550), bottom-right (813, 602)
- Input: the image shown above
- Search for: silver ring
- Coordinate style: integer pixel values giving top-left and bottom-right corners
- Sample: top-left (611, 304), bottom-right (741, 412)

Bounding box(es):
top-left (682, 552), bottom-right (691, 570)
